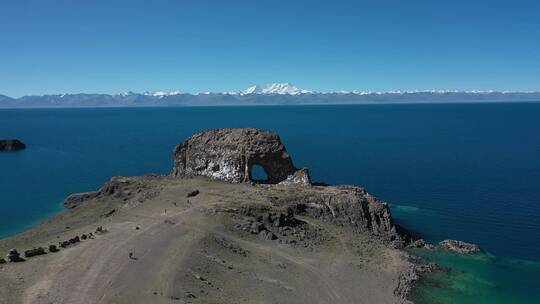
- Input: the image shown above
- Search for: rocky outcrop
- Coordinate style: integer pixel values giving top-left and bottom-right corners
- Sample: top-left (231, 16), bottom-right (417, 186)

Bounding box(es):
top-left (394, 263), bottom-right (439, 302)
top-left (172, 128), bottom-right (310, 185)
top-left (269, 185), bottom-right (405, 246)
top-left (0, 139), bottom-right (26, 151)
top-left (439, 239), bottom-right (481, 254)
top-left (408, 239), bottom-right (435, 250)
top-left (63, 175), bottom-right (161, 208)
top-left (278, 168), bottom-right (311, 186)
top-left (64, 191), bottom-right (100, 208)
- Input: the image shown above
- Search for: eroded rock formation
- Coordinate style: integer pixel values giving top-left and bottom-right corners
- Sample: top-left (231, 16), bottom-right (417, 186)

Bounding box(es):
top-left (171, 128), bottom-right (310, 185)
top-left (64, 128), bottom-right (404, 244)
top-left (0, 139), bottom-right (26, 151)
top-left (170, 128), bottom-right (403, 243)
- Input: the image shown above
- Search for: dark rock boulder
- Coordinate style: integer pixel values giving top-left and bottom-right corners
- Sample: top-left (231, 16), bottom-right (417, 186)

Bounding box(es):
top-left (48, 245), bottom-right (59, 252)
top-left (0, 258), bottom-right (6, 264)
top-left (187, 189), bottom-right (200, 197)
top-left (24, 247), bottom-right (46, 258)
top-left (6, 248), bottom-right (25, 262)
top-left (438, 239), bottom-right (481, 254)
top-left (0, 139), bottom-right (26, 151)
top-left (69, 236), bottom-right (81, 244)
top-left (171, 128), bottom-right (310, 185)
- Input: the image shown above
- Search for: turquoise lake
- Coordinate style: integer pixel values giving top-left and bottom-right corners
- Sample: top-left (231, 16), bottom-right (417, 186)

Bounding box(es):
top-left (1, 103), bottom-right (539, 303)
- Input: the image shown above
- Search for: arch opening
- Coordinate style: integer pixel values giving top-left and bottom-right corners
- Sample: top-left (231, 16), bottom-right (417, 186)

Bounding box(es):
top-left (250, 164), bottom-right (269, 183)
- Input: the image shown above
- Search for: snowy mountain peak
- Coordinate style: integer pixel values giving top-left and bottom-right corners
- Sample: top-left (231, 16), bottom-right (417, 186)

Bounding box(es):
top-left (241, 83), bottom-right (313, 95)
top-left (142, 91), bottom-right (183, 98)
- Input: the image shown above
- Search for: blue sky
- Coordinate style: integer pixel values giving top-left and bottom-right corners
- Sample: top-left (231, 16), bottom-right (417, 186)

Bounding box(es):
top-left (1, 0), bottom-right (539, 97)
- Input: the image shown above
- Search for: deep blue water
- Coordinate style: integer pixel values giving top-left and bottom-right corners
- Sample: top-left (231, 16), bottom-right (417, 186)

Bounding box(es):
top-left (1, 103), bottom-right (539, 302)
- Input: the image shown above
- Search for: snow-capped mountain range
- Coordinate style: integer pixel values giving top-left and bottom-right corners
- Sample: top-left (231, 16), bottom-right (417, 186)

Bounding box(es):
top-left (240, 83), bottom-right (313, 95)
top-left (1, 83), bottom-right (539, 108)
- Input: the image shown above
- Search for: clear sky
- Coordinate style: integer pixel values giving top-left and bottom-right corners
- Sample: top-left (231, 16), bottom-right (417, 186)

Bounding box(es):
top-left (1, 0), bottom-right (539, 97)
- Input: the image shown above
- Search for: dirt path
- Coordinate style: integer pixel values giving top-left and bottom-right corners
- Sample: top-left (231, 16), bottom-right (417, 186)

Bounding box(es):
top-left (23, 207), bottom-right (202, 304)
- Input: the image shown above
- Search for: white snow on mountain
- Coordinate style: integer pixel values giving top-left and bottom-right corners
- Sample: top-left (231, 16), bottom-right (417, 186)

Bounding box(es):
top-left (240, 83), bottom-right (313, 95)
top-left (142, 91), bottom-right (183, 97)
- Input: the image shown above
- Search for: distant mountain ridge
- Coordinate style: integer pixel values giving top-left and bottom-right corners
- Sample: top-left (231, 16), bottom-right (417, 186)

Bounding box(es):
top-left (1, 83), bottom-right (540, 108)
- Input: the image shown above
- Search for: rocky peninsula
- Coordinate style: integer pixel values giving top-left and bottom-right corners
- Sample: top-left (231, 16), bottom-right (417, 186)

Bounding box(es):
top-left (0, 139), bottom-right (26, 151)
top-left (0, 128), bottom-right (478, 304)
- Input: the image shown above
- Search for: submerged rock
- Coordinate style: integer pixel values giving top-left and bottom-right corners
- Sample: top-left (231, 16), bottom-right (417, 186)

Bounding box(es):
top-left (171, 128), bottom-right (310, 185)
top-left (408, 239), bottom-right (435, 250)
top-left (439, 239), bottom-right (481, 254)
top-left (0, 139), bottom-right (26, 151)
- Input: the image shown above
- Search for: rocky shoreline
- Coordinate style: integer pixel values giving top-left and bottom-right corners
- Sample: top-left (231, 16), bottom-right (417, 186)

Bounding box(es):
top-left (0, 128), bottom-right (481, 304)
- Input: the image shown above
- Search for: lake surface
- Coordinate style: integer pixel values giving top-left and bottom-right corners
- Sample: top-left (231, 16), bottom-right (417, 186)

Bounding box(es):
top-left (1, 103), bottom-right (539, 303)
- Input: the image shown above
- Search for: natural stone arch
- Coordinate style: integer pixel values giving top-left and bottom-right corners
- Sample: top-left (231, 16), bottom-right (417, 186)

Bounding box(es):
top-left (172, 128), bottom-right (310, 185)
top-left (248, 163), bottom-right (269, 183)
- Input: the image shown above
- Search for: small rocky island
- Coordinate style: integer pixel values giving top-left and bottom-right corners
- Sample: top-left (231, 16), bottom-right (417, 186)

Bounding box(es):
top-left (0, 128), bottom-right (479, 304)
top-left (0, 139), bottom-right (26, 151)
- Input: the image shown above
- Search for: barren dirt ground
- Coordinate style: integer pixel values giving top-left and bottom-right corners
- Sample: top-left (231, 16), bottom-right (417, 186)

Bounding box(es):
top-left (0, 177), bottom-right (409, 304)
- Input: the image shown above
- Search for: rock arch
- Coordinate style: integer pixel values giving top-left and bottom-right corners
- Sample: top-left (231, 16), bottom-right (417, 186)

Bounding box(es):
top-left (172, 128), bottom-right (310, 185)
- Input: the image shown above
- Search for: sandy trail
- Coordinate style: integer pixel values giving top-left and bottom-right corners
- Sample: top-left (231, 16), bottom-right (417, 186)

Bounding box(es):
top-left (24, 207), bottom-right (200, 304)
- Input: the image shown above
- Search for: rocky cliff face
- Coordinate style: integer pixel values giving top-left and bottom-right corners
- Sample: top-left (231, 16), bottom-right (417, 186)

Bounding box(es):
top-left (172, 128), bottom-right (310, 185)
top-left (0, 139), bottom-right (26, 151)
top-left (268, 184), bottom-right (404, 245)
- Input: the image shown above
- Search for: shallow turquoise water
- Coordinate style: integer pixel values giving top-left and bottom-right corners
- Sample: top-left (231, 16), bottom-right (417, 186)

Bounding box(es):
top-left (408, 249), bottom-right (540, 303)
top-left (1, 103), bottom-right (539, 302)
